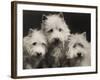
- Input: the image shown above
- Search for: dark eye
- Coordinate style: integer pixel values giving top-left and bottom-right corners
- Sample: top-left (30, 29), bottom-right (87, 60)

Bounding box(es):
top-left (73, 43), bottom-right (84, 48)
top-left (48, 29), bottom-right (53, 33)
top-left (32, 42), bottom-right (37, 45)
top-left (78, 43), bottom-right (84, 48)
top-left (73, 44), bottom-right (76, 48)
top-left (42, 43), bottom-right (46, 46)
top-left (59, 28), bottom-right (62, 32)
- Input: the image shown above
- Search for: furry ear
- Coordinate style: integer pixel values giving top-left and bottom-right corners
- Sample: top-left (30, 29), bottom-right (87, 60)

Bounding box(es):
top-left (28, 28), bottom-right (33, 37)
top-left (42, 14), bottom-right (47, 20)
top-left (58, 12), bottom-right (64, 18)
top-left (82, 32), bottom-right (86, 38)
top-left (41, 14), bottom-right (47, 31)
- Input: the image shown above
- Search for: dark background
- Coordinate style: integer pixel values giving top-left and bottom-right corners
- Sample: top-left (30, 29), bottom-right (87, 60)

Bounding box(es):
top-left (23, 10), bottom-right (91, 42)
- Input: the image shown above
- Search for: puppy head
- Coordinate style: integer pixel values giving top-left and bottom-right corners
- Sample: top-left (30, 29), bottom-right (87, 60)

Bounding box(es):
top-left (66, 32), bottom-right (89, 59)
top-left (23, 28), bottom-right (47, 58)
top-left (41, 13), bottom-right (70, 45)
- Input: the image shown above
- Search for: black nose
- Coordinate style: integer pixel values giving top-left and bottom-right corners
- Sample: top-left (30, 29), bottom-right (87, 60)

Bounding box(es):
top-left (54, 38), bottom-right (60, 43)
top-left (36, 52), bottom-right (42, 56)
top-left (77, 52), bottom-right (82, 57)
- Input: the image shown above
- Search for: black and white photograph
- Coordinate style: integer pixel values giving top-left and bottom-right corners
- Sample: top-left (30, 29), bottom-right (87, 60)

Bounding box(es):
top-left (23, 11), bottom-right (91, 69)
top-left (11, 1), bottom-right (97, 78)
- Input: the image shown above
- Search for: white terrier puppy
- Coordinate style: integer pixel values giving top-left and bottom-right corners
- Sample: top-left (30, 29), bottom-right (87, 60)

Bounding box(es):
top-left (41, 13), bottom-right (70, 67)
top-left (65, 32), bottom-right (91, 66)
top-left (23, 28), bottom-right (47, 69)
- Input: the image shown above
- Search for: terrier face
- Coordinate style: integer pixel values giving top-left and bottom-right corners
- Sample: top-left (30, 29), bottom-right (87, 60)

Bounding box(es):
top-left (66, 32), bottom-right (89, 59)
top-left (41, 13), bottom-right (70, 45)
top-left (23, 29), bottom-right (47, 58)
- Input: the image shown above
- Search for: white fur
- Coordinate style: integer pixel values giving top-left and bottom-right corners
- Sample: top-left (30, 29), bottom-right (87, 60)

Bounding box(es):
top-left (65, 32), bottom-right (91, 66)
top-left (42, 13), bottom-right (70, 45)
top-left (41, 13), bottom-right (70, 67)
top-left (23, 29), bottom-right (47, 69)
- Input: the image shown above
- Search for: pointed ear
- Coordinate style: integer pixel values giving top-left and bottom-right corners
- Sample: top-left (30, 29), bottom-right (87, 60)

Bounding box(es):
top-left (82, 32), bottom-right (86, 38)
top-left (41, 14), bottom-right (47, 31)
top-left (58, 12), bottom-right (64, 18)
top-left (28, 28), bottom-right (33, 37)
top-left (42, 14), bottom-right (47, 20)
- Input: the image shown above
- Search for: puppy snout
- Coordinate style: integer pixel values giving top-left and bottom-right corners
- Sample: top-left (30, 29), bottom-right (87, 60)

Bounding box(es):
top-left (36, 52), bottom-right (42, 56)
top-left (77, 52), bottom-right (82, 57)
top-left (54, 38), bottom-right (60, 43)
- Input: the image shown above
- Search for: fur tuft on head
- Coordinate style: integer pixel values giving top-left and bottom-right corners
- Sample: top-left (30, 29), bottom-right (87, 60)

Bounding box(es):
top-left (41, 13), bottom-right (70, 45)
